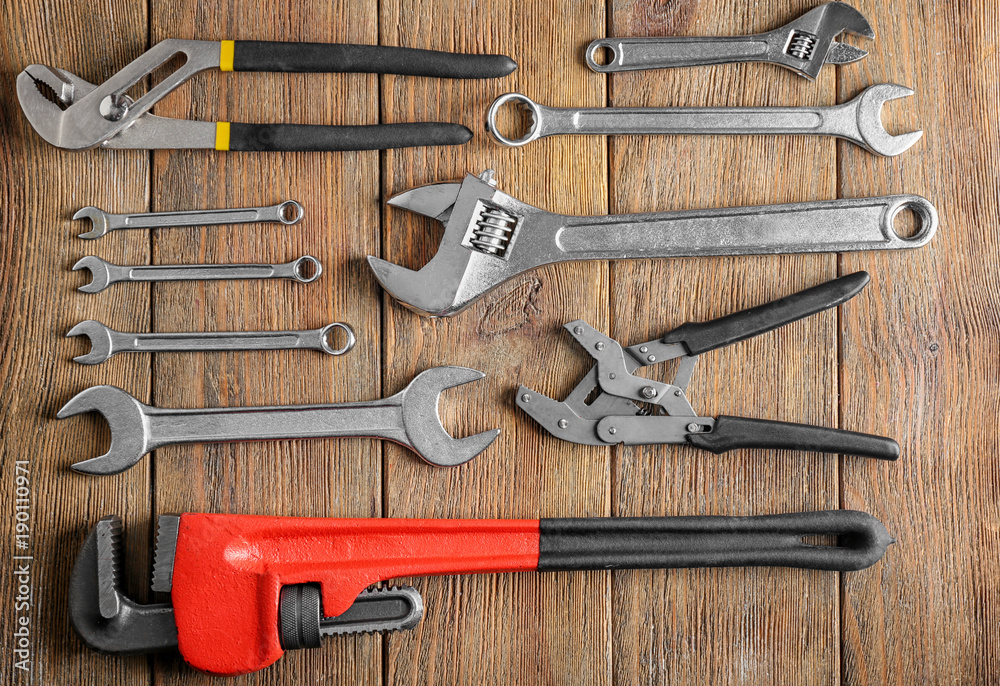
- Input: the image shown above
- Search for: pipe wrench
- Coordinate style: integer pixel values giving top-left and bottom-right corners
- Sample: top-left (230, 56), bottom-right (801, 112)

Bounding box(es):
top-left (71, 510), bottom-right (892, 675)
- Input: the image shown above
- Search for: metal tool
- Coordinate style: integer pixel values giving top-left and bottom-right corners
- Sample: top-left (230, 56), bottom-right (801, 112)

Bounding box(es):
top-left (72, 255), bottom-right (322, 293)
top-left (67, 320), bottom-right (355, 364)
top-left (486, 84), bottom-right (922, 156)
top-left (74, 201), bottom-right (304, 239)
top-left (71, 510), bottom-right (892, 674)
top-left (17, 40), bottom-right (517, 151)
top-left (56, 366), bottom-right (498, 474)
top-left (586, 2), bottom-right (874, 80)
top-left (367, 171), bottom-right (938, 317)
top-left (517, 272), bottom-right (899, 459)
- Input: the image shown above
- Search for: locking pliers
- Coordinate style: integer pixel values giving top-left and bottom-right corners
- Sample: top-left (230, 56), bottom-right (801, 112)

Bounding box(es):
top-left (17, 40), bottom-right (516, 151)
top-left (517, 272), bottom-right (900, 460)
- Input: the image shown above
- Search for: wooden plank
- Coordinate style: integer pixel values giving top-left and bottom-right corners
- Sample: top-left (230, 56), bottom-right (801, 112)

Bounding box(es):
top-left (604, 2), bottom-right (843, 684)
top-left (839, 1), bottom-right (1000, 683)
top-left (378, 1), bottom-right (611, 683)
top-left (0, 1), bottom-right (152, 684)
top-left (146, 1), bottom-right (383, 683)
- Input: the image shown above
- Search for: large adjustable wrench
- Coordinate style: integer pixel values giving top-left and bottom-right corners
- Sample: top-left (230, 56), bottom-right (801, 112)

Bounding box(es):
top-left (57, 367), bottom-right (498, 474)
top-left (486, 84), bottom-right (922, 156)
top-left (368, 172), bottom-right (938, 317)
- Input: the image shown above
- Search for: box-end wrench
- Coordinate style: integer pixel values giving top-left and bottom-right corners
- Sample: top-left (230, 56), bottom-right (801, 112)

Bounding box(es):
top-left (73, 255), bottom-right (321, 293)
top-left (56, 366), bottom-right (499, 474)
top-left (67, 320), bottom-right (355, 364)
top-left (74, 201), bottom-right (304, 239)
top-left (486, 84), bottom-right (922, 156)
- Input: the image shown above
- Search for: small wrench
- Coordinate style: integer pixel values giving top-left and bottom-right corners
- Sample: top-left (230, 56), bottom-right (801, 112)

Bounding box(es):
top-left (73, 201), bottom-right (304, 239)
top-left (486, 84), bottom-right (922, 156)
top-left (67, 320), bottom-right (355, 364)
top-left (73, 255), bottom-right (322, 293)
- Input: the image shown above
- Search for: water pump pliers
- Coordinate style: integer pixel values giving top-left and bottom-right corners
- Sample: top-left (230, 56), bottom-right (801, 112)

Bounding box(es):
top-left (516, 272), bottom-right (901, 460)
top-left (16, 40), bottom-right (516, 151)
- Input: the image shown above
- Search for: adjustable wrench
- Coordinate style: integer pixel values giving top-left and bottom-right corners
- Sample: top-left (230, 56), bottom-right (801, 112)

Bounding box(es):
top-left (73, 255), bottom-right (321, 293)
top-left (67, 320), bottom-right (355, 364)
top-left (74, 200), bottom-right (303, 239)
top-left (56, 366), bottom-right (498, 474)
top-left (368, 172), bottom-right (938, 317)
top-left (585, 2), bottom-right (875, 80)
top-left (486, 84), bottom-right (922, 156)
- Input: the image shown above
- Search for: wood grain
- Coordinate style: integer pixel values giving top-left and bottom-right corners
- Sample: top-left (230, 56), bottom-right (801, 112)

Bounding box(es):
top-left (838, 1), bottom-right (1000, 684)
top-left (0, 0), bottom-right (998, 684)
top-left (605, 3), bottom-right (842, 684)
top-left (379, 1), bottom-right (612, 684)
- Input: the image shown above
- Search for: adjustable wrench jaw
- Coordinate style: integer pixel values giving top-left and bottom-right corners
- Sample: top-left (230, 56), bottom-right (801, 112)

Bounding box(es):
top-left (369, 172), bottom-right (554, 317)
top-left (763, 2), bottom-right (875, 80)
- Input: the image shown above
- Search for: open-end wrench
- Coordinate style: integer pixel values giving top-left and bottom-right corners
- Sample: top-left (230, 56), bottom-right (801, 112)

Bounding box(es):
top-left (56, 366), bottom-right (499, 474)
top-left (73, 255), bottom-right (321, 293)
top-left (74, 201), bottom-right (304, 239)
top-left (486, 84), bottom-right (922, 156)
top-left (585, 2), bottom-right (875, 80)
top-left (67, 320), bottom-right (355, 364)
top-left (368, 172), bottom-right (938, 317)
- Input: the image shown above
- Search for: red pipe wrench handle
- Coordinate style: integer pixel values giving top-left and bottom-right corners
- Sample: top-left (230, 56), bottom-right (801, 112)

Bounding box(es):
top-left (170, 514), bottom-right (540, 675)
top-left (170, 510), bottom-right (890, 675)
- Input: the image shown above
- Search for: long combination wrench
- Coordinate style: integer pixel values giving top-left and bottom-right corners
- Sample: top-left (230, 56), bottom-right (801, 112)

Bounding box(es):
top-left (73, 255), bottom-right (322, 293)
top-left (67, 321), bottom-right (356, 364)
top-left (74, 201), bottom-right (304, 239)
top-left (486, 84), bottom-right (922, 156)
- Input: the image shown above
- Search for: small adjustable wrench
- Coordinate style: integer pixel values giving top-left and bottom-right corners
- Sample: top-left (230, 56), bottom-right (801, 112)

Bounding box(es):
top-left (74, 201), bottom-right (304, 239)
top-left (73, 255), bottom-right (321, 293)
top-left (67, 320), bottom-right (355, 364)
top-left (487, 84), bottom-right (922, 156)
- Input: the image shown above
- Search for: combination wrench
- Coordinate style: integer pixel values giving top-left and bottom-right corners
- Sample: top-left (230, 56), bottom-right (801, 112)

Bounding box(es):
top-left (73, 201), bottom-right (304, 239)
top-left (73, 255), bottom-right (322, 293)
top-left (486, 84), bottom-right (922, 156)
top-left (67, 320), bottom-right (355, 364)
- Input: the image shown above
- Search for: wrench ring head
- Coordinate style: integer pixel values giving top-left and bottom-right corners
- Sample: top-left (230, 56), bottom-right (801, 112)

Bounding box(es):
top-left (67, 320), bottom-right (114, 364)
top-left (73, 256), bottom-right (112, 293)
top-left (585, 40), bottom-right (621, 73)
top-left (882, 196), bottom-right (938, 247)
top-left (291, 256), bottom-right (323, 283)
top-left (319, 322), bottom-right (356, 356)
top-left (487, 93), bottom-right (543, 147)
top-left (277, 200), bottom-right (305, 225)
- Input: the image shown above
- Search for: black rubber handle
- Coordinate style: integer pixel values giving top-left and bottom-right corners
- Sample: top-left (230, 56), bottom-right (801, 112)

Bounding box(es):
top-left (228, 122), bottom-right (472, 151)
top-left (687, 415), bottom-right (900, 460)
top-left (232, 42), bottom-right (517, 79)
top-left (662, 272), bottom-right (870, 356)
top-left (538, 510), bottom-right (892, 572)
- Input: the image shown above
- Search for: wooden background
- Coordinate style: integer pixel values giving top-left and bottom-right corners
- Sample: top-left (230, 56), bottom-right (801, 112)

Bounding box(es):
top-left (1, 0), bottom-right (997, 683)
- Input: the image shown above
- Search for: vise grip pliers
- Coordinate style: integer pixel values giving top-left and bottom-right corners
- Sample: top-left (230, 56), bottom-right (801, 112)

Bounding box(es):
top-left (17, 39), bottom-right (515, 151)
top-left (71, 510), bottom-right (891, 675)
top-left (517, 272), bottom-right (900, 460)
